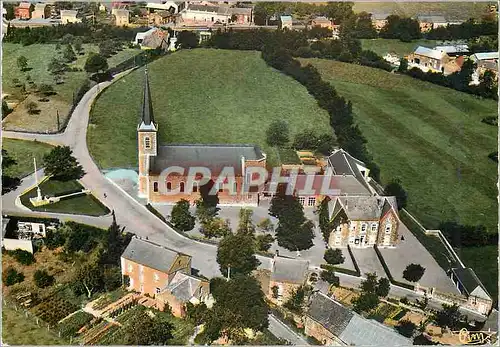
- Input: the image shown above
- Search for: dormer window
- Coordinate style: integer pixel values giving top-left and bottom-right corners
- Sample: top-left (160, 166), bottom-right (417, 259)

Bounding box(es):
top-left (144, 136), bottom-right (151, 149)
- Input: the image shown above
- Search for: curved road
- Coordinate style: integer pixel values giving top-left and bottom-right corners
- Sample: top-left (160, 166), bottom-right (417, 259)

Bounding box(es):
top-left (3, 72), bottom-right (272, 278)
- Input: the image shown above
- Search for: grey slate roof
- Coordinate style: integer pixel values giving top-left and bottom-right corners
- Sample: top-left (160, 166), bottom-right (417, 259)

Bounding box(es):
top-left (417, 15), bottom-right (447, 23)
top-left (163, 272), bottom-right (205, 302)
top-left (271, 256), bottom-right (309, 284)
top-left (149, 144), bottom-right (264, 175)
top-left (329, 196), bottom-right (398, 220)
top-left (452, 267), bottom-right (491, 300)
top-left (327, 149), bottom-right (373, 195)
top-left (139, 68), bottom-right (156, 129)
top-left (121, 237), bottom-right (186, 273)
top-left (307, 292), bottom-right (411, 346)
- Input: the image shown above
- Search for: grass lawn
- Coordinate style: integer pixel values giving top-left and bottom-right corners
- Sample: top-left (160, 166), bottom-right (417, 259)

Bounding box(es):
top-left (361, 38), bottom-right (439, 57)
top-left (20, 178), bottom-right (110, 216)
top-left (301, 58), bottom-right (497, 294)
top-left (2, 43), bottom-right (141, 132)
top-left (2, 305), bottom-right (68, 345)
top-left (88, 49), bottom-right (331, 169)
top-left (2, 139), bottom-right (54, 178)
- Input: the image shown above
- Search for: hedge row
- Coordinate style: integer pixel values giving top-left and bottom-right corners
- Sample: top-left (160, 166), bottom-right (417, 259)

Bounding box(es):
top-left (320, 263), bottom-right (360, 277)
top-left (346, 245), bottom-right (361, 275)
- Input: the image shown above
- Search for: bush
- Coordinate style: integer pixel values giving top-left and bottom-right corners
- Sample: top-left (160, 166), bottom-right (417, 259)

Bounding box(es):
top-left (320, 269), bottom-right (339, 285)
top-left (324, 248), bottom-right (345, 265)
top-left (9, 249), bottom-right (36, 265)
top-left (3, 266), bottom-right (25, 286)
top-left (34, 269), bottom-right (55, 288)
top-left (396, 320), bottom-right (417, 338)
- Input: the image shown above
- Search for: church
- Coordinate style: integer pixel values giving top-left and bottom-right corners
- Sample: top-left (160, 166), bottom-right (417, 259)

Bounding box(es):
top-left (137, 69), bottom-right (267, 205)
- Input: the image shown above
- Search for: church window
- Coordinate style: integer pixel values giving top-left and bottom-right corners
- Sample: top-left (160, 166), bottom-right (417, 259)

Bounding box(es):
top-left (153, 182), bottom-right (158, 192)
top-left (167, 182), bottom-right (172, 191)
top-left (144, 136), bottom-right (151, 149)
top-left (180, 182), bottom-right (185, 192)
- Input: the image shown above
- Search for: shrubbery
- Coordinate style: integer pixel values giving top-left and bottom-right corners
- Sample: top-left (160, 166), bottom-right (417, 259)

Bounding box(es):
top-left (8, 249), bottom-right (36, 265)
top-left (3, 266), bottom-right (25, 286)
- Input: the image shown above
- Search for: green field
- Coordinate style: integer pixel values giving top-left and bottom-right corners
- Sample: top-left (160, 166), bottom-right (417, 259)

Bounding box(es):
top-left (353, 2), bottom-right (493, 21)
top-left (20, 179), bottom-right (110, 216)
top-left (2, 139), bottom-right (54, 178)
top-left (458, 245), bottom-right (498, 300)
top-left (2, 43), bottom-right (140, 132)
top-left (301, 58), bottom-right (497, 232)
top-left (88, 49), bottom-right (331, 168)
top-left (2, 305), bottom-right (67, 345)
top-left (361, 38), bottom-right (439, 57)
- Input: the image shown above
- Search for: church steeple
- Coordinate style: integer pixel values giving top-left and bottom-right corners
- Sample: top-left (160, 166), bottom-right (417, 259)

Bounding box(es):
top-left (138, 67), bottom-right (156, 131)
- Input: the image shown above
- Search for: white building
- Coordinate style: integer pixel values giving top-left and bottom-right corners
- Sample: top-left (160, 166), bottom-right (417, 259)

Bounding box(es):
top-left (60, 10), bottom-right (81, 24)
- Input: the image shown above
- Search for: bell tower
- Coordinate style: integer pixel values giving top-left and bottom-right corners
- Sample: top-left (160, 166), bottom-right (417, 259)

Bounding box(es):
top-left (138, 67), bottom-right (158, 197)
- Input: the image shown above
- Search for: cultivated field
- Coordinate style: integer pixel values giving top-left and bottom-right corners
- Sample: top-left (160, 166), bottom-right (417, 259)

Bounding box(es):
top-left (88, 49), bottom-right (332, 169)
top-left (2, 139), bottom-right (54, 178)
top-left (300, 59), bottom-right (497, 293)
top-left (2, 43), bottom-right (140, 133)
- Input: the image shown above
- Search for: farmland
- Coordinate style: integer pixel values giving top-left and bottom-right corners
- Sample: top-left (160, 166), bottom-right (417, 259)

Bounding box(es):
top-left (88, 49), bottom-right (332, 168)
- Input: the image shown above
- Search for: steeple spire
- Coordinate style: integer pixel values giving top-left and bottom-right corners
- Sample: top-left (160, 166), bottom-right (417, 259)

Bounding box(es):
top-left (140, 66), bottom-right (155, 127)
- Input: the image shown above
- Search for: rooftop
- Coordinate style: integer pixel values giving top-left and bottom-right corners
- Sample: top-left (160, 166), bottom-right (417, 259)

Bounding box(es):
top-left (328, 196), bottom-right (398, 220)
top-left (121, 237), bottom-right (187, 273)
top-left (435, 44), bottom-right (469, 54)
top-left (307, 292), bottom-right (411, 346)
top-left (414, 46), bottom-right (447, 60)
top-left (417, 15), bottom-right (447, 23)
top-left (471, 52), bottom-right (499, 61)
top-left (452, 267), bottom-right (491, 300)
top-left (162, 272), bottom-right (206, 302)
top-left (271, 256), bottom-right (309, 284)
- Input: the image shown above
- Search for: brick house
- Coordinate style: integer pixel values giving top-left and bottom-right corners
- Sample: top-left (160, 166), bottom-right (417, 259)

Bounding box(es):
top-left (114, 9), bottom-right (129, 26)
top-left (15, 2), bottom-right (31, 19)
top-left (137, 69), bottom-right (267, 206)
top-left (228, 7), bottom-right (252, 25)
top-left (327, 196), bottom-right (401, 248)
top-left (450, 267), bottom-right (493, 315)
top-left (267, 256), bottom-right (309, 305)
top-left (155, 272), bottom-right (211, 317)
top-left (120, 236), bottom-right (192, 296)
top-left (305, 292), bottom-right (411, 345)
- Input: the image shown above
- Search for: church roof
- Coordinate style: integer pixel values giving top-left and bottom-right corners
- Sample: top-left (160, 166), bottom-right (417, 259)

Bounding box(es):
top-left (138, 68), bottom-right (156, 131)
top-left (149, 144), bottom-right (265, 175)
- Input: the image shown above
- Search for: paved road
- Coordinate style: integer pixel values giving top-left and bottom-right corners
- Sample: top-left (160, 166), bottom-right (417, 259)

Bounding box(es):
top-left (268, 314), bottom-right (309, 345)
top-left (2, 72), bottom-right (272, 278)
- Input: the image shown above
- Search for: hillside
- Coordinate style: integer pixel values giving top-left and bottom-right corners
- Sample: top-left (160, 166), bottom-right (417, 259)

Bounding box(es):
top-left (88, 49), bottom-right (331, 169)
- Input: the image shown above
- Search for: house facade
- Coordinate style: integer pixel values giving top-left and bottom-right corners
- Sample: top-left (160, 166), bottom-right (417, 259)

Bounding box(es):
top-left (417, 15), bottom-right (448, 32)
top-left (114, 9), bottom-right (129, 26)
top-left (60, 10), bottom-right (80, 24)
top-left (311, 16), bottom-right (333, 30)
top-left (179, 3), bottom-right (231, 25)
top-left (470, 52), bottom-right (498, 85)
top-left (32, 4), bottom-right (50, 19)
top-left (407, 46), bottom-right (451, 73)
top-left (137, 68), bottom-right (267, 206)
top-left (327, 196), bottom-right (400, 248)
top-left (279, 15), bottom-right (292, 30)
top-left (120, 237), bottom-right (192, 296)
top-left (15, 2), bottom-right (31, 19)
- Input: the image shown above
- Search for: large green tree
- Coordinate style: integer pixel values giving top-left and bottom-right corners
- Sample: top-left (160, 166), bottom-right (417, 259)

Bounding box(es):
top-left (171, 199), bottom-right (195, 231)
top-left (324, 248), bottom-right (344, 265)
top-left (17, 56), bottom-right (28, 71)
top-left (217, 232), bottom-right (260, 276)
top-left (43, 145), bottom-right (85, 180)
top-left (384, 178), bottom-right (407, 210)
top-left (433, 303), bottom-right (464, 330)
top-left (84, 53), bottom-right (108, 74)
top-left (403, 263), bottom-right (425, 283)
top-left (265, 119), bottom-right (290, 147)
top-left (123, 309), bottom-right (174, 345)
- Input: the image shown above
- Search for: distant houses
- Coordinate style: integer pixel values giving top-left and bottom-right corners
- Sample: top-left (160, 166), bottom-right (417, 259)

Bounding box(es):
top-left (60, 10), bottom-right (80, 24)
top-left (407, 46), bottom-right (459, 75)
top-left (279, 15), bottom-right (293, 30)
top-left (470, 52), bottom-right (498, 85)
top-left (113, 9), bottom-right (129, 26)
top-left (15, 2), bottom-right (31, 19)
top-left (416, 15), bottom-right (448, 32)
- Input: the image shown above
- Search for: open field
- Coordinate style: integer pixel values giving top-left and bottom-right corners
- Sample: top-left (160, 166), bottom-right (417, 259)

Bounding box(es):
top-left (2, 43), bottom-right (140, 132)
top-left (300, 58), bottom-right (497, 294)
top-left (20, 179), bottom-right (110, 216)
top-left (2, 305), bottom-right (68, 345)
top-left (2, 139), bottom-right (54, 178)
top-left (458, 245), bottom-right (498, 300)
top-left (88, 49), bottom-right (332, 168)
top-left (353, 2), bottom-right (493, 21)
top-left (361, 38), bottom-right (439, 57)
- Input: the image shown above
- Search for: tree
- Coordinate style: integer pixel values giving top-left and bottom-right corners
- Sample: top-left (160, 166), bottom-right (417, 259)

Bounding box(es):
top-left (217, 233), bottom-right (260, 276)
top-left (177, 31), bottom-right (199, 49)
top-left (206, 275), bottom-right (269, 343)
top-left (283, 285), bottom-right (311, 314)
top-left (61, 33), bottom-right (74, 45)
top-left (354, 12), bottom-right (377, 38)
top-left (255, 233), bottom-right (274, 252)
top-left (123, 309), bottom-right (174, 345)
top-left (257, 218), bottom-right (274, 233)
top-left (398, 58), bottom-right (408, 72)
top-left (352, 292), bottom-right (379, 313)
top-left (360, 272), bottom-right (378, 294)
top-left (2, 149), bottom-right (17, 171)
top-left (39, 84), bottom-right (55, 96)
top-left (324, 248), bottom-right (344, 265)
top-left (433, 303), bottom-right (464, 330)
top-left (186, 302), bottom-right (209, 325)
top-left (5, 3), bottom-right (14, 20)
top-left (73, 258), bottom-right (104, 298)
top-left (271, 285), bottom-right (279, 299)
top-left (376, 277), bottom-right (390, 297)
top-left (195, 180), bottom-right (220, 222)
top-left (266, 120), bottom-right (289, 147)
top-left (324, 1), bottom-right (354, 24)
top-left (17, 56), bottom-right (28, 71)
top-left (73, 37), bottom-right (84, 54)
top-left (43, 145), bottom-right (85, 180)
top-left (48, 57), bottom-right (67, 76)
top-left (101, 213), bottom-right (131, 266)
top-left (9, 249), bottom-right (36, 265)
top-left (2, 100), bottom-right (11, 118)
top-left (84, 53), bottom-right (108, 74)
top-left (63, 44), bottom-right (76, 63)
top-left (384, 178), bottom-right (407, 210)
top-left (45, 228), bottom-right (66, 250)
top-left (320, 269), bottom-right (339, 285)
top-left (171, 199), bottom-right (195, 231)
top-left (413, 334), bottom-right (438, 345)
top-left (237, 208), bottom-right (255, 235)
top-left (397, 320), bottom-right (417, 338)
top-left (33, 269), bottom-right (55, 288)
top-left (200, 217), bottom-right (231, 239)
top-left (3, 267), bottom-right (24, 286)
top-left (403, 263), bottom-right (425, 283)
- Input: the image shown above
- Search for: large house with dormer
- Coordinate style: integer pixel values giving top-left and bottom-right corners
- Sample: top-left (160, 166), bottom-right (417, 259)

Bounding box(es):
top-left (327, 196), bottom-right (401, 248)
